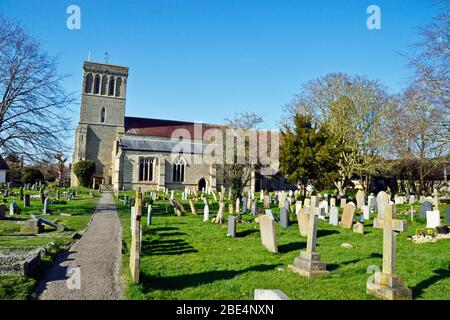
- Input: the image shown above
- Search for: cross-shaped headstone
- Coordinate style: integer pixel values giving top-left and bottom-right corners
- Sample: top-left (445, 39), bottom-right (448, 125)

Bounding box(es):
top-left (367, 204), bottom-right (411, 300)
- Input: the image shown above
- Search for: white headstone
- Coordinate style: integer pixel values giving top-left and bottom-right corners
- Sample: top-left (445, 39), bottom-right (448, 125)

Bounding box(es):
top-left (203, 204), bottom-right (210, 222)
top-left (426, 211), bottom-right (441, 229)
top-left (329, 207), bottom-right (339, 226)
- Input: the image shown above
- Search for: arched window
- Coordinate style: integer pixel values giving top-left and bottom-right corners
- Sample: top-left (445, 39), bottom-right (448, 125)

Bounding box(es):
top-left (108, 77), bottom-right (115, 96)
top-left (84, 73), bottom-right (93, 93)
top-left (172, 157), bottom-right (186, 183)
top-left (139, 158), bottom-right (155, 181)
top-left (101, 75), bottom-right (108, 95)
top-left (100, 107), bottom-right (106, 123)
top-left (93, 75), bottom-right (101, 94)
top-left (115, 77), bottom-right (122, 97)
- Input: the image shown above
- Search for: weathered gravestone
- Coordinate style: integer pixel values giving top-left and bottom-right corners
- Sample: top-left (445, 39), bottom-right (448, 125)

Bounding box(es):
top-left (295, 201), bottom-right (302, 215)
top-left (329, 207), bottom-right (339, 226)
top-left (130, 191), bottom-right (142, 283)
top-left (420, 201), bottom-right (433, 219)
top-left (289, 196), bottom-right (328, 278)
top-left (340, 198), bottom-right (347, 208)
top-left (426, 211), bottom-right (441, 229)
top-left (356, 190), bottom-right (366, 209)
top-left (251, 202), bottom-right (256, 217)
top-left (353, 222), bottom-right (364, 234)
top-left (259, 215), bottom-right (278, 253)
top-left (446, 208), bottom-right (450, 224)
top-left (43, 198), bottom-right (49, 215)
top-left (304, 198), bottom-right (311, 208)
top-left (368, 194), bottom-right (377, 212)
top-left (330, 198), bottom-right (336, 207)
top-left (203, 203), bottom-right (210, 222)
top-left (280, 207), bottom-right (290, 228)
top-left (21, 220), bottom-right (44, 234)
top-left (147, 205), bottom-right (152, 226)
top-left (278, 191), bottom-right (287, 209)
top-left (23, 194), bottom-right (30, 207)
top-left (362, 205), bottom-right (370, 220)
top-left (189, 198), bottom-right (197, 215)
top-left (297, 208), bottom-right (309, 237)
top-left (367, 204), bottom-right (411, 300)
top-left (340, 204), bottom-right (355, 229)
top-left (228, 215), bottom-right (237, 238)
top-left (254, 289), bottom-right (290, 300)
top-left (376, 191), bottom-right (390, 219)
top-left (263, 195), bottom-right (270, 209)
top-left (242, 197), bottom-right (248, 214)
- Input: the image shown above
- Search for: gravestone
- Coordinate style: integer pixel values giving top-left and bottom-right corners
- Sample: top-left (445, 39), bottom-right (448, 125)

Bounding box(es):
top-left (295, 201), bottom-right (302, 215)
top-left (21, 220), bottom-right (44, 234)
top-left (0, 204), bottom-right (5, 220)
top-left (235, 198), bottom-right (240, 214)
top-left (368, 195), bottom-right (377, 212)
top-left (353, 222), bottom-right (364, 234)
top-left (251, 202), bottom-right (256, 217)
top-left (241, 197), bottom-right (247, 214)
top-left (203, 203), bottom-right (210, 222)
top-left (228, 215), bottom-right (237, 237)
top-left (189, 199), bottom-right (197, 215)
top-left (446, 208), bottom-right (450, 223)
top-left (147, 205), bottom-right (152, 225)
top-left (362, 205), bottom-right (370, 220)
top-left (367, 205), bottom-right (411, 300)
top-left (340, 204), bottom-right (355, 229)
top-left (280, 207), bottom-right (290, 228)
top-left (329, 207), bottom-right (339, 226)
top-left (304, 198), bottom-right (311, 208)
top-left (43, 198), bottom-right (49, 215)
top-left (426, 211), bottom-right (441, 228)
top-left (297, 208), bottom-right (309, 236)
top-left (330, 198), bottom-right (336, 207)
top-left (279, 191), bottom-right (287, 209)
top-left (254, 289), bottom-right (290, 300)
top-left (265, 209), bottom-right (276, 221)
top-left (289, 196), bottom-right (328, 278)
top-left (259, 216), bottom-right (278, 253)
top-left (356, 190), bottom-right (366, 209)
top-left (9, 202), bottom-right (15, 216)
top-left (376, 191), bottom-right (390, 219)
top-left (420, 201), bottom-right (433, 219)
top-left (263, 195), bottom-right (270, 209)
top-left (340, 198), bottom-right (347, 207)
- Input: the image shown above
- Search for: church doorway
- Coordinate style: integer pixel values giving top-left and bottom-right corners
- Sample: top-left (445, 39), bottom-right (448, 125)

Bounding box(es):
top-left (198, 178), bottom-right (207, 191)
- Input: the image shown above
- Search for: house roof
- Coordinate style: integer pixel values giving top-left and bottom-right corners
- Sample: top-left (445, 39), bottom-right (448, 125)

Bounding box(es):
top-left (120, 136), bottom-right (207, 154)
top-left (0, 156), bottom-right (10, 170)
top-left (124, 116), bottom-right (223, 138)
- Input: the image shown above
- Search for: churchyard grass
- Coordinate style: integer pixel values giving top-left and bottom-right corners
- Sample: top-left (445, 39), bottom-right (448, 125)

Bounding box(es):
top-left (0, 187), bottom-right (100, 299)
top-left (117, 193), bottom-right (449, 300)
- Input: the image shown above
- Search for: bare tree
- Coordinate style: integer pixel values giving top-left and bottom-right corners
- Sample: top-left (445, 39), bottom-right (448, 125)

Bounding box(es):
top-left (223, 112), bottom-right (263, 205)
top-left (283, 73), bottom-right (390, 195)
top-left (0, 15), bottom-right (73, 162)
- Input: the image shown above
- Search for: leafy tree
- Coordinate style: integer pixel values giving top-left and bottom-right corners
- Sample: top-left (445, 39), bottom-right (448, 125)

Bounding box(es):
top-left (280, 114), bottom-right (339, 197)
top-left (73, 161), bottom-right (96, 187)
top-left (21, 167), bottom-right (44, 184)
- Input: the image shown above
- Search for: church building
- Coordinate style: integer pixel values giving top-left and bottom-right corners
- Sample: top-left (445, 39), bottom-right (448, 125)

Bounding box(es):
top-left (71, 61), bottom-right (286, 192)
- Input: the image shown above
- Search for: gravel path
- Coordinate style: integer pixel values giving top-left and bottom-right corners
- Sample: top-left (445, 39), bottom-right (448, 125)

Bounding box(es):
top-left (35, 192), bottom-right (124, 300)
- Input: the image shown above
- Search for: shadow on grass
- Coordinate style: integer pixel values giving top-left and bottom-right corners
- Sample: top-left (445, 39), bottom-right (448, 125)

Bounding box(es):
top-left (151, 227), bottom-right (179, 232)
top-left (317, 230), bottom-right (339, 238)
top-left (413, 268), bottom-right (450, 299)
top-left (327, 252), bottom-right (383, 271)
top-left (140, 264), bottom-right (281, 292)
top-left (237, 229), bottom-right (259, 238)
top-left (278, 241), bottom-right (306, 253)
top-left (141, 238), bottom-right (198, 256)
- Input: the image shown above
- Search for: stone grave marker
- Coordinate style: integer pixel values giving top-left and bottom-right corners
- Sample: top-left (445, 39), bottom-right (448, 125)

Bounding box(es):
top-left (228, 215), bottom-right (237, 237)
top-left (362, 205), bottom-right (370, 220)
top-left (259, 216), bottom-right (278, 253)
top-left (147, 205), bottom-right (152, 225)
top-left (368, 194), bottom-right (377, 212)
top-left (251, 202), bottom-right (257, 217)
top-left (426, 211), bottom-right (441, 228)
top-left (304, 198), bottom-right (311, 208)
top-left (367, 205), bottom-right (411, 300)
top-left (254, 289), bottom-right (290, 300)
top-left (203, 203), bottom-right (210, 222)
top-left (340, 198), bottom-right (347, 207)
top-left (329, 207), bottom-right (339, 226)
top-left (330, 198), bottom-right (336, 207)
top-left (130, 191), bottom-right (142, 283)
top-left (242, 197), bottom-right (248, 214)
top-left (289, 196), bottom-right (328, 278)
top-left (340, 204), bottom-right (355, 229)
top-left (278, 191), bottom-right (286, 209)
top-left (295, 201), bottom-right (302, 215)
top-left (280, 207), bottom-right (290, 228)
top-left (264, 195), bottom-right (270, 209)
top-left (376, 191), bottom-right (390, 219)
top-left (189, 198), bottom-right (197, 215)
top-left (356, 190), bottom-right (366, 209)
top-left (420, 201), bottom-right (433, 219)
top-left (43, 198), bottom-right (49, 215)
top-left (353, 222), bottom-right (364, 234)
top-left (446, 207), bottom-right (450, 223)
top-left (21, 220), bottom-right (44, 234)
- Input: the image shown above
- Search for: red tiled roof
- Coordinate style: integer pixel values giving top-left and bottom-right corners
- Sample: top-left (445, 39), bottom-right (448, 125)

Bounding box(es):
top-left (124, 116), bottom-right (223, 138)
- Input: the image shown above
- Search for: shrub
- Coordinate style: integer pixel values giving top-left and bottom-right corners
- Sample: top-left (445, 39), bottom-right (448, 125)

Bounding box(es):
top-left (21, 168), bottom-right (45, 184)
top-left (73, 161), bottom-right (96, 187)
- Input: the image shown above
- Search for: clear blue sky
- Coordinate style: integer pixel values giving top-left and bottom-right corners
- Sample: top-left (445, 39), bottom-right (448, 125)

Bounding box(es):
top-left (0, 0), bottom-right (439, 133)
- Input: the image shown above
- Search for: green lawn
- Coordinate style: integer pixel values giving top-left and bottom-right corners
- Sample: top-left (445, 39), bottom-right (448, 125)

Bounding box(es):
top-left (117, 194), bottom-right (450, 300)
top-left (0, 187), bottom-right (99, 300)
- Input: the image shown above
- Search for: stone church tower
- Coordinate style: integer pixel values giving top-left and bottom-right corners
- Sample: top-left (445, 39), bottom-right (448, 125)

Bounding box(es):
top-left (71, 62), bottom-right (129, 187)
